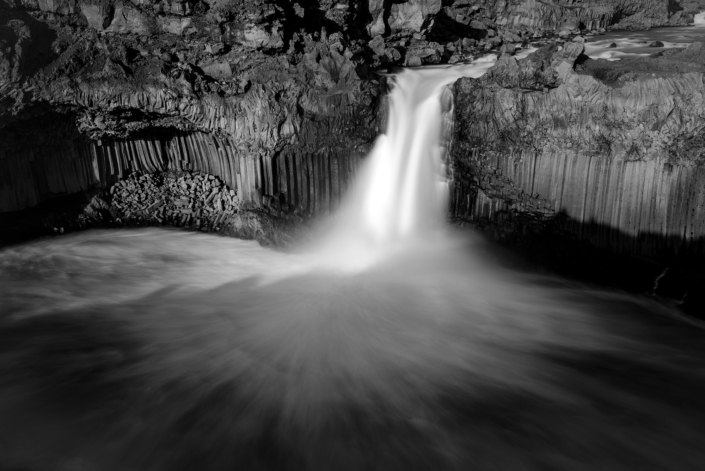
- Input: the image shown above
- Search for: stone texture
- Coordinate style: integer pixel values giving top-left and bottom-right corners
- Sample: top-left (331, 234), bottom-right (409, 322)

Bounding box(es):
top-left (0, 127), bottom-right (369, 219)
top-left (452, 42), bottom-right (705, 257)
top-left (3, 0), bottom-right (705, 259)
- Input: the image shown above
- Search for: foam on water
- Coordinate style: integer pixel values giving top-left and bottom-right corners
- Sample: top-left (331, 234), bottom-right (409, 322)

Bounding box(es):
top-left (695, 11), bottom-right (705, 26)
top-left (310, 51), bottom-right (535, 271)
top-left (583, 24), bottom-right (705, 61)
top-left (2, 226), bottom-right (705, 470)
top-left (1, 48), bottom-right (705, 471)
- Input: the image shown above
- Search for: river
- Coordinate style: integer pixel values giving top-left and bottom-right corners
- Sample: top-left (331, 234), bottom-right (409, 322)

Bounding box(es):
top-left (2, 27), bottom-right (705, 471)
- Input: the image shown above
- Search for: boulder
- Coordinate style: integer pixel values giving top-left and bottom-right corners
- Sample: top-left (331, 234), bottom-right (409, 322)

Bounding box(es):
top-left (385, 47), bottom-right (401, 62)
top-left (366, 0), bottom-right (386, 36)
top-left (368, 35), bottom-right (385, 57)
top-left (499, 43), bottom-right (516, 57)
top-left (159, 17), bottom-right (192, 36)
top-left (200, 62), bottom-right (233, 80)
top-left (36, 0), bottom-right (79, 15)
top-left (406, 55), bottom-right (422, 66)
top-left (369, 0), bottom-right (442, 36)
top-left (223, 23), bottom-right (284, 49)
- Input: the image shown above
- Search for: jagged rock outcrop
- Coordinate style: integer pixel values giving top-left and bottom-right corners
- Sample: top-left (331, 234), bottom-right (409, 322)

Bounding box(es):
top-left (489, 0), bottom-right (703, 32)
top-left (0, 125), bottom-right (367, 223)
top-left (95, 170), bottom-right (304, 246)
top-left (3, 0), bottom-right (703, 144)
top-left (452, 41), bottom-right (705, 258)
top-left (3, 0), bottom-right (705, 254)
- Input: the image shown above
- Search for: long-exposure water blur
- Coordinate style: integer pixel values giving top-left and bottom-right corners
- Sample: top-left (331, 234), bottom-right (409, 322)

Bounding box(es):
top-left (3, 41), bottom-right (705, 471)
top-left (2, 227), bottom-right (705, 470)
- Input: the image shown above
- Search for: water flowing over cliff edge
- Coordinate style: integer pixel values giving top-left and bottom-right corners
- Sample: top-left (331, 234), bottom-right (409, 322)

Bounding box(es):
top-left (2, 65), bottom-right (705, 466)
top-left (4, 1), bottom-right (705, 304)
top-left (311, 59), bottom-right (498, 269)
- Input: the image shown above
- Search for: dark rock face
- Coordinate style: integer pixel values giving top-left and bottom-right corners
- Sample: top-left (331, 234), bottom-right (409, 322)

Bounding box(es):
top-left (0, 128), bottom-right (367, 246)
top-left (451, 41), bottom-right (705, 300)
top-left (453, 42), bottom-right (705, 256)
top-left (3, 0), bottom-right (702, 144)
top-left (94, 170), bottom-right (305, 246)
top-left (2, 0), bottom-right (705, 256)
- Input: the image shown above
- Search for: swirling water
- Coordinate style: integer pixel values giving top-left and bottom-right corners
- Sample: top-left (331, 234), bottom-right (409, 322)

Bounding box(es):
top-left (2, 53), bottom-right (705, 471)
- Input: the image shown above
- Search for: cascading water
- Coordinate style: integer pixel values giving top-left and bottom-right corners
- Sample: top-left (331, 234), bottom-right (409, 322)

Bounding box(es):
top-left (695, 11), bottom-right (705, 26)
top-left (338, 63), bottom-right (495, 242)
top-left (311, 56), bottom-right (509, 270)
top-left (2, 54), bottom-right (705, 471)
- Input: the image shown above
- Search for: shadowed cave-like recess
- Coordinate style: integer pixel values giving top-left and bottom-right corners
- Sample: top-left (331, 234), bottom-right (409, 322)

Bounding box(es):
top-left (0, 129), bottom-right (367, 216)
top-left (3, 0), bottom-right (705, 310)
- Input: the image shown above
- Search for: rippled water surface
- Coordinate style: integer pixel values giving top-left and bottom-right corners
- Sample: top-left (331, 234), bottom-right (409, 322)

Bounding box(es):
top-left (583, 25), bottom-right (705, 60)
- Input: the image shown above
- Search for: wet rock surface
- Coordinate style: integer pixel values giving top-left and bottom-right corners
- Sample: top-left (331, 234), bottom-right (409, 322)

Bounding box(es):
top-left (0, 168), bottom-right (308, 248)
top-left (3, 0), bottom-right (703, 143)
top-left (107, 171), bottom-right (237, 229)
top-left (450, 40), bottom-right (705, 311)
top-left (102, 170), bottom-right (304, 246)
top-left (3, 0), bottom-right (705, 301)
top-left (453, 41), bottom-right (705, 251)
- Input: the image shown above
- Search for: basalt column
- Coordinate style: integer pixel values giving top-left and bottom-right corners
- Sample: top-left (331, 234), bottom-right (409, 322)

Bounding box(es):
top-left (450, 43), bottom-right (705, 259)
top-left (0, 130), bottom-right (367, 217)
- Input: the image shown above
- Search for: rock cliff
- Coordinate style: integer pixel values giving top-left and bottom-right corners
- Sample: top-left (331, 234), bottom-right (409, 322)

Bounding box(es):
top-left (453, 41), bottom-right (705, 256)
top-left (450, 40), bottom-right (705, 306)
top-left (2, 0), bottom-right (705, 262)
top-left (3, 0), bottom-right (703, 143)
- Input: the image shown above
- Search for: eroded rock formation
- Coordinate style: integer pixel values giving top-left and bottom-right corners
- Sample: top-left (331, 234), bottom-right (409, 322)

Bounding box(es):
top-left (447, 40), bottom-right (705, 308)
top-left (453, 41), bottom-right (705, 258)
top-left (3, 0), bottom-right (705, 279)
top-left (3, 0), bottom-right (703, 146)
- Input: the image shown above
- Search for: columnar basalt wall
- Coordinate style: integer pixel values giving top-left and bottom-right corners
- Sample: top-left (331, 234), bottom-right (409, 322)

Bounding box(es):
top-left (0, 131), bottom-right (366, 216)
top-left (4, 0), bottom-right (705, 257)
top-left (452, 42), bottom-right (705, 257)
top-left (450, 148), bottom-right (705, 256)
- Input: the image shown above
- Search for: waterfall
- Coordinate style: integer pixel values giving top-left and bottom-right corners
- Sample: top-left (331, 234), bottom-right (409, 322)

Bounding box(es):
top-left (311, 58), bottom-right (497, 270)
top-left (2, 50), bottom-right (704, 471)
top-left (695, 11), bottom-right (705, 26)
top-left (309, 49), bottom-right (539, 270)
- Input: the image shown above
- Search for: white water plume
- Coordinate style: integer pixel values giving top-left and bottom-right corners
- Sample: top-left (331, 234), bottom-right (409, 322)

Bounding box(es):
top-left (311, 50), bottom-right (539, 271)
top-left (309, 56), bottom-right (498, 271)
top-left (2, 227), bottom-right (704, 471)
top-left (695, 11), bottom-right (705, 26)
top-left (310, 48), bottom-right (536, 271)
top-left (2, 49), bottom-right (705, 471)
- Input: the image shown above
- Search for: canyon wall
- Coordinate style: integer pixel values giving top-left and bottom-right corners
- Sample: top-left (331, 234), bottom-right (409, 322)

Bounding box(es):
top-left (488, 0), bottom-right (704, 31)
top-left (3, 0), bottom-right (705, 261)
top-left (452, 41), bottom-right (705, 257)
top-left (0, 130), bottom-right (365, 215)
top-left (3, 0), bottom-right (703, 152)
